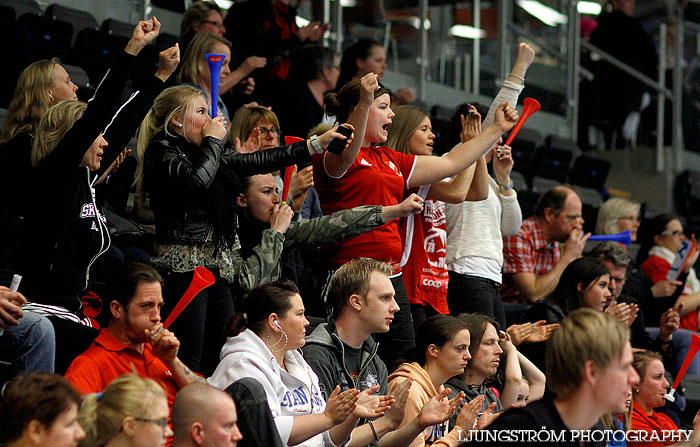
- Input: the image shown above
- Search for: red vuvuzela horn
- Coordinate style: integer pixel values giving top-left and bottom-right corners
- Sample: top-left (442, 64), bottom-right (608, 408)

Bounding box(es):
top-left (282, 136), bottom-right (305, 202)
top-left (163, 267), bottom-right (215, 329)
top-left (504, 98), bottom-right (541, 146)
top-left (665, 333), bottom-right (700, 402)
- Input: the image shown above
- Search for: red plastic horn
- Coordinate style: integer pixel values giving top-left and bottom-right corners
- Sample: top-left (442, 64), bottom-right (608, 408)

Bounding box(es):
top-left (666, 333), bottom-right (700, 402)
top-left (163, 267), bottom-right (216, 329)
top-left (282, 136), bottom-right (304, 202)
top-left (504, 98), bottom-right (541, 146)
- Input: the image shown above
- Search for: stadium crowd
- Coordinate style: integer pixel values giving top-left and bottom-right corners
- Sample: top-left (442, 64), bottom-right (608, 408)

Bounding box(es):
top-left (3, 1), bottom-right (700, 447)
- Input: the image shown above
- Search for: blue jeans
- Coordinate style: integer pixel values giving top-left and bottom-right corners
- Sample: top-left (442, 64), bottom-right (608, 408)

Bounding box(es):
top-left (646, 327), bottom-right (700, 376)
top-left (0, 311), bottom-right (55, 379)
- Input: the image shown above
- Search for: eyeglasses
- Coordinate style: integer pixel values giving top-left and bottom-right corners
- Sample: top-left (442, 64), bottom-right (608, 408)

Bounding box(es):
top-left (134, 417), bottom-right (170, 432)
top-left (660, 230), bottom-right (684, 237)
top-left (201, 20), bottom-right (224, 29)
top-left (256, 127), bottom-right (280, 137)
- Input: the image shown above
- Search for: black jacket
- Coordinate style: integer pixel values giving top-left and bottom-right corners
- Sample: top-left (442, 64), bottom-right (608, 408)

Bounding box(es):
top-left (21, 52), bottom-right (166, 312)
top-left (143, 133), bottom-right (311, 244)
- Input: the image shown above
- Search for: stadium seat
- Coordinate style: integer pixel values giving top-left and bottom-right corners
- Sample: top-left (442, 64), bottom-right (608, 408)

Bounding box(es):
top-left (102, 18), bottom-right (133, 38)
top-left (45, 3), bottom-right (98, 46)
top-left (19, 13), bottom-right (73, 61)
top-left (0, 3), bottom-right (15, 20)
top-left (0, 8), bottom-right (30, 108)
top-left (518, 188), bottom-right (541, 220)
top-left (531, 176), bottom-right (561, 194)
top-left (0, 0), bottom-right (40, 18)
top-left (510, 142), bottom-right (539, 186)
top-left (533, 147), bottom-right (573, 183)
top-left (569, 155), bottom-right (611, 192)
top-left (544, 134), bottom-right (581, 158)
top-left (576, 186), bottom-right (603, 208)
top-left (72, 28), bottom-right (128, 84)
top-left (511, 171), bottom-right (528, 192)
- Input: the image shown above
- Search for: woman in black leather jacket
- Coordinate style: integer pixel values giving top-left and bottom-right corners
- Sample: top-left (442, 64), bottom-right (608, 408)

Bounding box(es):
top-left (137, 85), bottom-right (351, 375)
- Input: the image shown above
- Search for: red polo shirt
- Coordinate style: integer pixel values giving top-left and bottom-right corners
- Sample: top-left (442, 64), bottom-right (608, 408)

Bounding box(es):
top-left (65, 329), bottom-right (178, 408)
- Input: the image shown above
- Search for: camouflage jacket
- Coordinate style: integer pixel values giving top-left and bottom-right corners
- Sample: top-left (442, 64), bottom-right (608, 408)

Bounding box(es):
top-left (222, 205), bottom-right (385, 294)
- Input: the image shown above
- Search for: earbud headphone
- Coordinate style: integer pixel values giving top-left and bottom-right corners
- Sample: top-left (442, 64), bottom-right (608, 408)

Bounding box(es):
top-left (273, 320), bottom-right (282, 330)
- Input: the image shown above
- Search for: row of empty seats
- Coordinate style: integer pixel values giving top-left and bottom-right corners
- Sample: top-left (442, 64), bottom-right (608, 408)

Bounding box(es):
top-left (0, 0), bottom-right (179, 107)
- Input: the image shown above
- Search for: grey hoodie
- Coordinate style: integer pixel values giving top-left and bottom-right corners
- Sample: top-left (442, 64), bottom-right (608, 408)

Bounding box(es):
top-left (302, 320), bottom-right (388, 399)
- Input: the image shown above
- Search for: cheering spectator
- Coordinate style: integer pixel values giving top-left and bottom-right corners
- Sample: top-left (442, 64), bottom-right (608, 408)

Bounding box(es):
top-left (0, 59), bottom-right (78, 217)
top-left (20, 18), bottom-right (178, 373)
top-left (445, 42), bottom-right (535, 327)
top-left (315, 73), bottom-right (518, 367)
top-left (501, 186), bottom-right (589, 304)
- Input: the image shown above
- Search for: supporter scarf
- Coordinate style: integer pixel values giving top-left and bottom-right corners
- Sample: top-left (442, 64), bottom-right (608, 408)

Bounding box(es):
top-left (648, 245), bottom-right (700, 293)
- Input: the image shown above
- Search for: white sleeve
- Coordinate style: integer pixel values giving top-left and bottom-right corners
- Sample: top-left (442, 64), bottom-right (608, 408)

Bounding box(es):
top-left (483, 80), bottom-right (524, 129)
top-left (499, 190), bottom-right (523, 237)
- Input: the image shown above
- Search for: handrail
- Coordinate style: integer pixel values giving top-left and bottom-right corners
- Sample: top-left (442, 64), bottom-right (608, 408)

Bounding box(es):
top-left (580, 39), bottom-right (672, 99)
top-left (506, 22), bottom-right (563, 61)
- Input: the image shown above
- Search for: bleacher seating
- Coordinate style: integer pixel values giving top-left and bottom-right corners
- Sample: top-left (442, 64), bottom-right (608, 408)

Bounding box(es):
top-left (101, 18), bottom-right (133, 38)
top-left (19, 13), bottom-right (73, 62)
top-left (0, 0), bottom-right (40, 18)
top-left (72, 28), bottom-right (129, 84)
top-left (569, 155), bottom-right (611, 192)
top-left (45, 3), bottom-right (98, 46)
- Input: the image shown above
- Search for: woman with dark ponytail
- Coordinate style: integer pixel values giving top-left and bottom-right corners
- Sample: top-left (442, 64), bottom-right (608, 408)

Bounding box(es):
top-left (209, 279), bottom-right (394, 447)
top-left (314, 73), bottom-right (518, 369)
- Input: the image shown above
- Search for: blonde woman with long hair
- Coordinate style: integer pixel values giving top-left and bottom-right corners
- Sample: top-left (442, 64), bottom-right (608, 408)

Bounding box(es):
top-left (20, 18), bottom-right (180, 374)
top-left (0, 58), bottom-right (78, 216)
top-left (136, 84), bottom-right (353, 375)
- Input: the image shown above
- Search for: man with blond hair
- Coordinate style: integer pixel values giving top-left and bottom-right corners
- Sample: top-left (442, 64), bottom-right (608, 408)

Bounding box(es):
top-left (475, 309), bottom-right (639, 446)
top-left (304, 257), bottom-right (462, 447)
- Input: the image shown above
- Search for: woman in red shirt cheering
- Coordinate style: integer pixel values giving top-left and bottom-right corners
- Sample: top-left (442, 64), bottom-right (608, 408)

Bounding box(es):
top-left (313, 72), bottom-right (518, 369)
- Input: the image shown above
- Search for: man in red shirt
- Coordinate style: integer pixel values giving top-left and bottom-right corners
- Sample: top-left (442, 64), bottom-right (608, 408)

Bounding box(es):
top-left (65, 262), bottom-right (204, 408)
top-left (501, 185), bottom-right (589, 304)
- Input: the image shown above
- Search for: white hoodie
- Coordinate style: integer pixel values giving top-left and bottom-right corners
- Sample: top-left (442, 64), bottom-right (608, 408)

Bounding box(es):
top-left (208, 329), bottom-right (344, 447)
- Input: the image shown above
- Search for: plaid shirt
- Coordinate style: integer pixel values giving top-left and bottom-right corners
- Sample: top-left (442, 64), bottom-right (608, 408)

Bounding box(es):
top-left (500, 216), bottom-right (559, 302)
